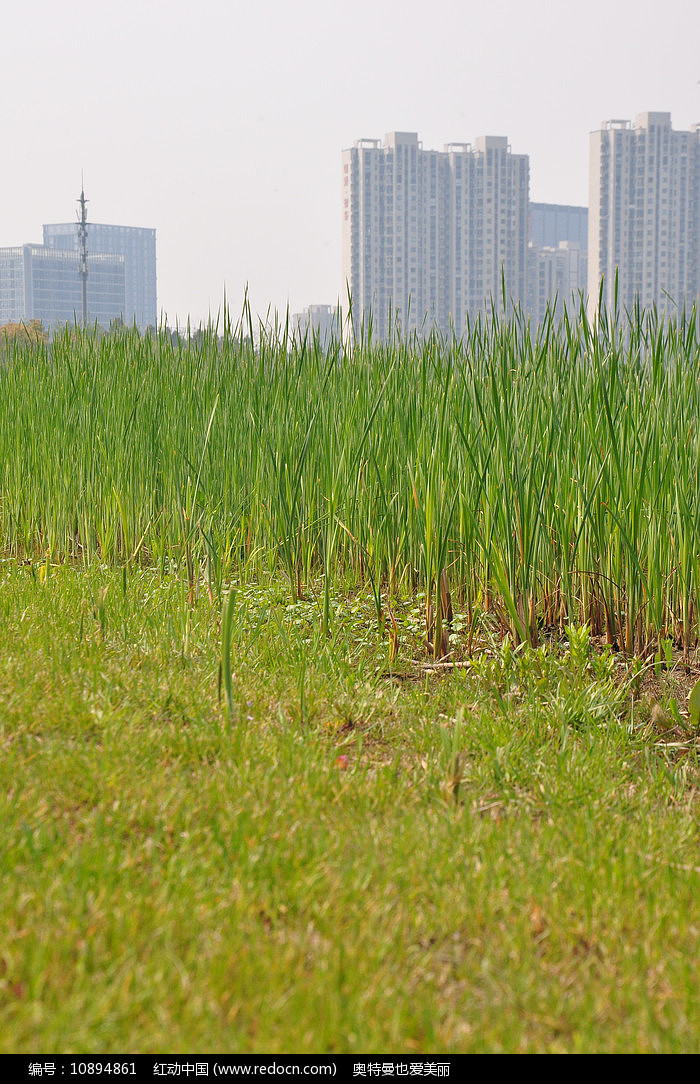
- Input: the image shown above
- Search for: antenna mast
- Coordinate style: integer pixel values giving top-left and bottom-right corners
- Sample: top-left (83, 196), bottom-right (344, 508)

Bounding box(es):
top-left (77, 176), bottom-right (88, 328)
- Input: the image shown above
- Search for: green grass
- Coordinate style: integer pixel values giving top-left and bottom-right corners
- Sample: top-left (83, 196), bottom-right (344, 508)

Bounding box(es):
top-left (1, 562), bottom-right (699, 1054)
top-left (3, 306), bottom-right (700, 1051)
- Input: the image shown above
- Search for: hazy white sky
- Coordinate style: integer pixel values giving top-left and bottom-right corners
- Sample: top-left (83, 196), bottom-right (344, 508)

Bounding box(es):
top-left (2, 0), bottom-right (699, 326)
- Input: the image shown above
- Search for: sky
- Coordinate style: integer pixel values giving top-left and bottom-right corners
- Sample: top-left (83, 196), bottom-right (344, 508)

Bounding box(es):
top-left (2, 0), bottom-right (700, 327)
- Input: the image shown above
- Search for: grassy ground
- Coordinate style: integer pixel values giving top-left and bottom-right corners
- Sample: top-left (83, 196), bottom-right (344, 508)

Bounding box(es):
top-left (1, 561), bottom-right (699, 1054)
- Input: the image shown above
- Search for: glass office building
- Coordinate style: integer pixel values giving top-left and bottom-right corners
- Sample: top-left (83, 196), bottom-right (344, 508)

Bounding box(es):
top-left (43, 222), bottom-right (157, 329)
top-left (0, 244), bottom-right (125, 329)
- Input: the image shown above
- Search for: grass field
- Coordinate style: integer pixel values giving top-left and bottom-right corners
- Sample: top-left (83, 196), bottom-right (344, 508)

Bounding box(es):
top-left (1, 307), bottom-right (700, 1053)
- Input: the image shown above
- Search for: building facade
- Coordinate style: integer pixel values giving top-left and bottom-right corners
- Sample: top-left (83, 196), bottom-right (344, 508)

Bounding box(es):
top-left (588, 113), bottom-right (700, 313)
top-left (342, 131), bottom-right (529, 339)
top-left (527, 241), bottom-right (588, 324)
top-left (43, 222), bottom-right (157, 329)
top-left (449, 137), bottom-right (529, 329)
top-left (342, 132), bottom-right (451, 340)
top-left (527, 203), bottom-right (589, 322)
top-left (0, 244), bottom-right (125, 330)
top-left (291, 304), bottom-right (342, 351)
top-left (530, 203), bottom-right (588, 249)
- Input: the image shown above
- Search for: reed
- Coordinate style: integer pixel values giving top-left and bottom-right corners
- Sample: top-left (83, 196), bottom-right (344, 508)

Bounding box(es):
top-left (2, 297), bottom-right (700, 655)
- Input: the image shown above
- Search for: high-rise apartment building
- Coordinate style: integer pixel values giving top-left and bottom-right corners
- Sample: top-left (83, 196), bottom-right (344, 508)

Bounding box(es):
top-left (588, 113), bottom-right (700, 312)
top-left (342, 133), bottom-right (451, 339)
top-left (43, 222), bottom-right (157, 328)
top-left (342, 131), bottom-right (529, 339)
top-left (449, 137), bottom-right (529, 329)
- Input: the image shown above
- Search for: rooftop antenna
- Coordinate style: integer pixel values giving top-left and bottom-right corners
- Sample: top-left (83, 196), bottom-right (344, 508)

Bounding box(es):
top-left (77, 174), bottom-right (88, 328)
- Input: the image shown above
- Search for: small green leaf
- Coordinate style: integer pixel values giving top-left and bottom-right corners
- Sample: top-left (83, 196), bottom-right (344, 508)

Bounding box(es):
top-left (688, 679), bottom-right (700, 728)
top-left (221, 588), bottom-right (236, 721)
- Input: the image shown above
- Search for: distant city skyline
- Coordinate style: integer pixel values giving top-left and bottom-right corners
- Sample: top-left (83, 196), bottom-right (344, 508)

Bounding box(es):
top-left (344, 113), bottom-right (700, 335)
top-left (2, 1), bottom-right (699, 325)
